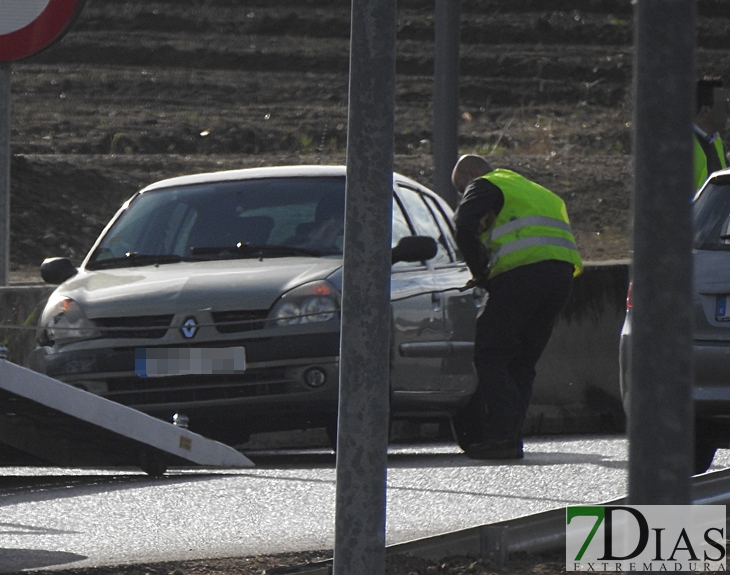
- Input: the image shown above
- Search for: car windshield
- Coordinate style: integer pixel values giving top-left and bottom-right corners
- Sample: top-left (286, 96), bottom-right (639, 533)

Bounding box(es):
top-left (87, 176), bottom-right (346, 269)
top-left (694, 176), bottom-right (730, 251)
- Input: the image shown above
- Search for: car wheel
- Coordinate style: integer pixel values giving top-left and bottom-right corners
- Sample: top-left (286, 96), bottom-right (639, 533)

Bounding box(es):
top-left (694, 438), bottom-right (717, 475)
top-left (139, 450), bottom-right (168, 477)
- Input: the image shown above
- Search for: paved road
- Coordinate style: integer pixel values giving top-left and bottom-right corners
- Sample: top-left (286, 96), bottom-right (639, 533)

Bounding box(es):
top-left (1, 435), bottom-right (727, 572)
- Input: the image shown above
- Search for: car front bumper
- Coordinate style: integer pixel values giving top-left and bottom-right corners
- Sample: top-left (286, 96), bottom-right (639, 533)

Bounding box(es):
top-left (33, 330), bottom-right (342, 440)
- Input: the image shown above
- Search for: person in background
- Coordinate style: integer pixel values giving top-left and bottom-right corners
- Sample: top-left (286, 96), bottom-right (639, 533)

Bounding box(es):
top-left (694, 76), bottom-right (728, 191)
top-left (450, 154), bottom-right (583, 460)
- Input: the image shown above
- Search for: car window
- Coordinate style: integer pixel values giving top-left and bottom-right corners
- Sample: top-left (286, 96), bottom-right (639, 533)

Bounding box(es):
top-left (694, 178), bottom-right (730, 250)
top-left (422, 193), bottom-right (461, 261)
top-left (392, 197), bottom-right (413, 247)
top-left (395, 185), bottom-right (451, 264)
top-left (87, 177), bottom-right (347, 266)
top-left (392, 196), bottom-right (425, 270)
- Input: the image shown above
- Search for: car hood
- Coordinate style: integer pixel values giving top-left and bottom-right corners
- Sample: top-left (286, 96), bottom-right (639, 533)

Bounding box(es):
top-left (54, 258), bottom-right (343, 317)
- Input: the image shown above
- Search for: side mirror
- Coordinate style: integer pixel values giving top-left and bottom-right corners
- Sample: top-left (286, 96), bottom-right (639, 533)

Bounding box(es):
top-left (392, 236), bottom-right (438, 264)
top-left (40, 257), bottom-right (78, 285)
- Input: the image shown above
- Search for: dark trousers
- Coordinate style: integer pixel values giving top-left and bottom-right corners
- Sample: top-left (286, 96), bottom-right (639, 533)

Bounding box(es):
top-left (453, 259), bottom-right (575, 446)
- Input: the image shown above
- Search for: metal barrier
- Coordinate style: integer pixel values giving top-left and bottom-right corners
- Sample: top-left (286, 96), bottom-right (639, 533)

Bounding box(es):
top-left (0, 356), bottom-right (253, 474)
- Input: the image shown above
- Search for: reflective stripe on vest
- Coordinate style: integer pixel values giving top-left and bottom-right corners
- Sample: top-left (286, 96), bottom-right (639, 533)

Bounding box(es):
top-left (490, 215), bottom-right (574, 241)
top-left (489, 235), bottom-right (579, 267)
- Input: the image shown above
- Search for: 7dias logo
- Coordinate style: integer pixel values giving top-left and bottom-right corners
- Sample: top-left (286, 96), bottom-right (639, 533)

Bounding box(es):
top-left (566, 505), bottom-right (726, 572)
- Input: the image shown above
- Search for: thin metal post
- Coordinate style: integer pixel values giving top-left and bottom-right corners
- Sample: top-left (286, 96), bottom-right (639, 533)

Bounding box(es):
top-left (433, 0), bottom-right (460, 208)
top-left (332, 0), bottom-right (396, 574)
top-left (629, 0), bottom-right (695, 504)
top-left (0, 62), bottom-right (10, 286)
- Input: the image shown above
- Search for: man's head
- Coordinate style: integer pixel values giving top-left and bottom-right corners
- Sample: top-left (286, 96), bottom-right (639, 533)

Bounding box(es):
top-left (696, 76), bottom-right (727, 133)
top-left (451, 154), bottom-right (494, 194)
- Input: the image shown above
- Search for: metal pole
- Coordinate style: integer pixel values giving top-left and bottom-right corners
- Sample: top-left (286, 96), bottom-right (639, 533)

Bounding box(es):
top-left (432, 0), bottom-right (460, 208)
top-left (0, 62), bottom-right (10, 286)
top-left (332, 0), bottom-right (396, 574)
top-left (628, 0), bottom-right (695, 504)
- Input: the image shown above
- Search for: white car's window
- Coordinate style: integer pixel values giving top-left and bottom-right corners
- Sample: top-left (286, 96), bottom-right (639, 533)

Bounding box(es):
top-left (694, 179), bottom-right (730, 250)
top-left (87, 177), bottom-right (347, 268)
top-left (395, 185), bottom-right (451, 264)
top-left (422, 193), bottom-right (461, 262)
top-left (392, 197), bottom-right (413, 247)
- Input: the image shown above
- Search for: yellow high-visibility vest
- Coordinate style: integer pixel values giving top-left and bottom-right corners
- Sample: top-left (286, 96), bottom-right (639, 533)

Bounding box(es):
top-left (478, 169), bottom-right (583, 279)
top-left (694, 136), bottom-right (727, 191)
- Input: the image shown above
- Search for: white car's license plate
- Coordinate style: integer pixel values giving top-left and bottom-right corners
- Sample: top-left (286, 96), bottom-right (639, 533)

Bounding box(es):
top-left (135, 347), bottom-right (246, 377)
top-left (716, 295), bottom-right (730, 322)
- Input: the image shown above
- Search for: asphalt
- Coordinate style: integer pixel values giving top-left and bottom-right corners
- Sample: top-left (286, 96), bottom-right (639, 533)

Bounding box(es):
top-left (1, 436), bottom-right (728, 572)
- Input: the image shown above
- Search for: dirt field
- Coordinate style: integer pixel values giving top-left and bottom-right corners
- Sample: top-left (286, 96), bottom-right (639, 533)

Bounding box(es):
top-left (5, 0), bottom-right (658, 284)
top-left (9, 0), bottom-right (730, 285)
top-left (26, 548), bottom-right (569, 575)
top-left (5, 1), bottom-right (730, 573)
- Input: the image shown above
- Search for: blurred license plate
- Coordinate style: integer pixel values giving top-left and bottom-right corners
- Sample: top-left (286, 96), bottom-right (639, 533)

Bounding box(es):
top-left (135, 347), bottom-right (246, 377)
top-left (716, 296), bottom-right (730, 322)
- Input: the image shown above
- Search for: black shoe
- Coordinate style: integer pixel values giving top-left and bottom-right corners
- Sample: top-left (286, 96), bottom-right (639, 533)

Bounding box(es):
top-left (464, 439), bottom-right (524, 460)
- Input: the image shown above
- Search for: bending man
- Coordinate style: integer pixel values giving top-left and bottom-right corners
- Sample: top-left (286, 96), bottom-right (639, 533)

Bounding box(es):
top-left (451, 154), bottom-right (583, 460)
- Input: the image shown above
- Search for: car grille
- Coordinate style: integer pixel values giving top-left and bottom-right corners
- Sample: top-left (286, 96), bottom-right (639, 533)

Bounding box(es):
top-left (95, 315), bottom-right (174, 339)
top-left (102, 368), bottom-right (295, 405)
top-left (211, 309), bottom-right (269, 333)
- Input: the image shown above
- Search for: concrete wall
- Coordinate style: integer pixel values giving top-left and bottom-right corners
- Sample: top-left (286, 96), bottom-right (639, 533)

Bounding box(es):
top-left (0, 285), bottom-right (54, 368)
top-left (527, 261), bottom-right (629, 435)
top-left (0, 262), bottom-right (630, 443)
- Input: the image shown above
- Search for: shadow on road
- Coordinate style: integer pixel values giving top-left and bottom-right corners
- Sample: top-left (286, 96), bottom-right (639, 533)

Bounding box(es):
top-left (0, 548), bottom-right (87, 572)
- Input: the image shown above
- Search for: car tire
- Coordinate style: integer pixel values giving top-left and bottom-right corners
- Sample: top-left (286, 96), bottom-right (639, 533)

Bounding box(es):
top-left (694, 438), bottom-right (717, 475)
top-left (139, 450), bottom-right (168, 477)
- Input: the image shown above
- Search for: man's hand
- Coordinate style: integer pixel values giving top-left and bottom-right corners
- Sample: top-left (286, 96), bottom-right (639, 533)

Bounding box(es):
top-left (461, 275), bottom-right (489, 291)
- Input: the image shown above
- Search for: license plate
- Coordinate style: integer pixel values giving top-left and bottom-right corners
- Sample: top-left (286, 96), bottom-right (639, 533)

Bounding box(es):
top-left (716, 295), bottom-right (730, 322)
top-left (135, 347), bottom-right (246, 377)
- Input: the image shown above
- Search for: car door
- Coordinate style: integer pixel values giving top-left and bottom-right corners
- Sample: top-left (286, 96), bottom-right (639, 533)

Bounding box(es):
top-left (389, 181), bottom-right (477, 416)
top-left (420, 188), bottom-right (483, 378)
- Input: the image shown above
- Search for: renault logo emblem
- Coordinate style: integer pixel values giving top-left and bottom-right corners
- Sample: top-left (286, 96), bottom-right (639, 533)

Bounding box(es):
top-left (181, 317), bottom-right (198, 339)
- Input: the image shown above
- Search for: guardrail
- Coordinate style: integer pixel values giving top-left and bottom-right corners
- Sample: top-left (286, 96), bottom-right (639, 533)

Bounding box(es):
top-left (387, 467), bottom-right (730, 564)
top-left (290, 468), bottom-right (730, 574)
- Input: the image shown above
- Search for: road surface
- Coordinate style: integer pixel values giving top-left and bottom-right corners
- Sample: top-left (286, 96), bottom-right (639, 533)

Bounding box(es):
top-left (1, 435), bottom-right (727, 572)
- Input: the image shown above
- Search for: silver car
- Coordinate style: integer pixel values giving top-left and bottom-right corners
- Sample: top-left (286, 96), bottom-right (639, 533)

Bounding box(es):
top-left (620, 167), bottom-right (730, 473)
top-left (33, 165), bottom-right (479, 447)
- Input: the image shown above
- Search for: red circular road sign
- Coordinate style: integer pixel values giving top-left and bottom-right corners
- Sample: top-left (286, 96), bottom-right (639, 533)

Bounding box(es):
top-left (0, 0), bottom-right (86, 62)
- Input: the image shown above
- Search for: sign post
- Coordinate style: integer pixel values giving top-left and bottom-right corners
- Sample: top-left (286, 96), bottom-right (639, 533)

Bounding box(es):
top-left (0, 0), bottom-right (86, 285)
top-left (0, 62), bottom-right (8, 285)
top-left (333, 0), bottom-right (396, 574)
top-left (629, 0), bottom-right (695, 503)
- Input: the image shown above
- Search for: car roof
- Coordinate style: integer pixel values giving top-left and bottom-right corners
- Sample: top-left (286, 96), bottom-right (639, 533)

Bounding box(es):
top-left (706, 167), bottom-right (730, 183)
top-left (138, 165), bottom-right (427, 194)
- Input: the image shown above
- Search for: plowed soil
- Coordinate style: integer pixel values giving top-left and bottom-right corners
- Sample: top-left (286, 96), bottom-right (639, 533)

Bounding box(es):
top-left (9, 0), bottom-right (730, 285)
top-left (6, 1), bottom-right (730, 573)
top-left (2, 0), bottom-right (646, 282)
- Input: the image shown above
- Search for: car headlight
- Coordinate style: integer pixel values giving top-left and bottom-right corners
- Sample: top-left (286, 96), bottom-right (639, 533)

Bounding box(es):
top-left (269, 280), bottom-right (341, 326)
top-left (43, 297), bottom-right (101, 344)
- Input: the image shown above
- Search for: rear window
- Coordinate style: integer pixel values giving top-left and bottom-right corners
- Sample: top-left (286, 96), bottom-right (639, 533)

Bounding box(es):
top-left (694, 177), bottom-right (730, 250)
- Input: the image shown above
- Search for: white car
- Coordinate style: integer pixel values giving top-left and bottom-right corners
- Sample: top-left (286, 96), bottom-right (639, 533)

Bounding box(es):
top-left (33, 165), bottom-right (480, 447)
top-left (620, 167), bottom-right (730, 473)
